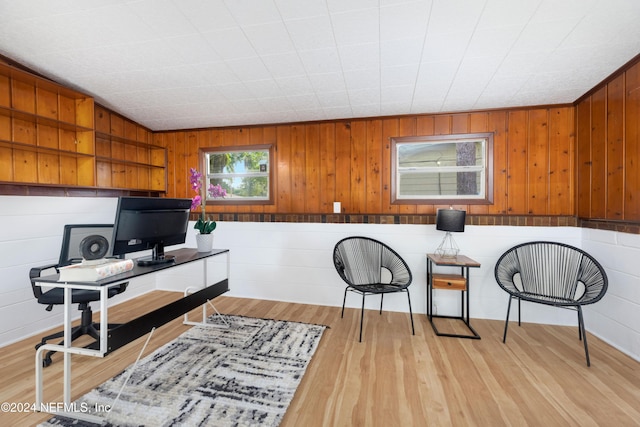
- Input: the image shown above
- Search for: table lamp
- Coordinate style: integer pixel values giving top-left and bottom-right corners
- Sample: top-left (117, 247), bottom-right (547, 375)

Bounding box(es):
top-left (435, 208), bottom-right (466, 258)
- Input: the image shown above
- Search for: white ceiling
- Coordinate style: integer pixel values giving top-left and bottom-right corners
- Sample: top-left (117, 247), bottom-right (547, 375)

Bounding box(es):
top-left (1, 0), bottom-right (640, 131)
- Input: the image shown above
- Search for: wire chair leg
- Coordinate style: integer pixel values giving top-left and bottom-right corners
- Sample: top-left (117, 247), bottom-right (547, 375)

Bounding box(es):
top-left (577, 306), bottom-right (591, 367)
top-left (577, 308), bottom-right (583, 341)
top-left (359, 294), bottom-right (366, 342)
top-left (578, 325), bottom-right (583, 341)
top-left (379, 293), bottom-right (383, 315)
top-left (341, 288), bottom-right (348, 318)
top-left (517, 297), bottom-right (522, 326)
top-left (503, 296), bottom-right (513, 343)
top-left (406, 290), bottom-right (415, 335)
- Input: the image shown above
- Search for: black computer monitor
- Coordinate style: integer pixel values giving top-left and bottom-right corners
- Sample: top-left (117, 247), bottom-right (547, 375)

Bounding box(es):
top-left (112, 196), bottom-right (192, 266)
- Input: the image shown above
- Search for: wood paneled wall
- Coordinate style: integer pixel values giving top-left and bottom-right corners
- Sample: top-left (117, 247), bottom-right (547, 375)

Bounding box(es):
top-left (156, 106), bottom-right (575, 217)
top-left (577, 58), bottom-right (640, 222)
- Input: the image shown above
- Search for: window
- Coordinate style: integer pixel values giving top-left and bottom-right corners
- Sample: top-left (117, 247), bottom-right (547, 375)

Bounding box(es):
top-left (202, 144), bottom-right (274, 204)
top-left (391, 133), bottom-right (493, 204)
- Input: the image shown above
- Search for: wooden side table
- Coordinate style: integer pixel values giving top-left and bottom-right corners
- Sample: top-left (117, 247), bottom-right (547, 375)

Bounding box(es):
top-left (427, 253), bottom-right (481, 339)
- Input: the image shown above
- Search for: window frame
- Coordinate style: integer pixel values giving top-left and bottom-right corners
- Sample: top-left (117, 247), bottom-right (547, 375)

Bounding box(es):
top-left (390, 133), bottom-right (494, 205)
top-left (199, 144), bottom-right (275, 205)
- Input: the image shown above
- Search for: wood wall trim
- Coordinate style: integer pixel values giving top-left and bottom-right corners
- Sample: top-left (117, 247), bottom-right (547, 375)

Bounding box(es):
top-left (192, 212), bottom-right (578, 227)
top-left (575, 52), bottom-right (640, 105)
top-left (579, 218), bottom-right (640, 234)
top-left (0, 183), bottom-right (161, 198)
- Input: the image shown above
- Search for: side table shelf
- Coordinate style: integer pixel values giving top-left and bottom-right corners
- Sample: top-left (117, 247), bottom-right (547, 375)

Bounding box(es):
top-left (427, 253), bottom-right (481, 339)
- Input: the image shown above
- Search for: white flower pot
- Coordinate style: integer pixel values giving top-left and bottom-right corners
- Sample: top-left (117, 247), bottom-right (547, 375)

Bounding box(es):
top-left (196, 233), bottom-right (214, 252)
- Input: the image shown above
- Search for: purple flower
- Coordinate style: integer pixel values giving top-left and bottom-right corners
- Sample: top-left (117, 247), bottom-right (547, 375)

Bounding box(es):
top-left (189, 167), bottom-right (221, 234)
top-left (189, 168), bottom-right (202, 192)
top-left (190, 194), bottom-right (202, 210)
top-left (208, 184), bottom-right (227, 199)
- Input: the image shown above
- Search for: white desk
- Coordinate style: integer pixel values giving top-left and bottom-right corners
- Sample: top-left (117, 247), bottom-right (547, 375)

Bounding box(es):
top-left (32, 247), bottom-right (230, 419)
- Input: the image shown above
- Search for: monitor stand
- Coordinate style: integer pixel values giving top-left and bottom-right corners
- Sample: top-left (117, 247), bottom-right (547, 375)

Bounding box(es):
top-left (136, 244), bottom-right (176, 266)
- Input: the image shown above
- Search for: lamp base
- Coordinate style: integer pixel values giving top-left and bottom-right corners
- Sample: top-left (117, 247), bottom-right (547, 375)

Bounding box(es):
top-left (436, 232), bottom-right (460, 258)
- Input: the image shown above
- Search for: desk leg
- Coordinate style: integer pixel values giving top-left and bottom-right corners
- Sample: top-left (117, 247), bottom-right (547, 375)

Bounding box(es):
top-left (35, 285), bottom-right (106, 408)
top-left (465, 267), bottom-right (470, 324)
top-left (202, 258), bottom-right (208, 324)
top-left (63, 286), bottom-right (72, 405)
top-left (35, 347), bottom-right (44, 406)
top-left (426, 260), bottom-right (432, 319)
top-left (183, 256), bottom-right (229, 328)
top-left (460, 274), bottom-right (465, 321)
top-left (462, 266), bottom-right (467, 323)
top-left (100, 286), bottom-right (108, 354)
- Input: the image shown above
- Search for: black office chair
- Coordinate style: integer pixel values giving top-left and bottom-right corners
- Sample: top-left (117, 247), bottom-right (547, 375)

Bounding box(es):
top-left (30, 224), bottom-right (128, 367)
top-left (333, 236), bottom-right (415, 342)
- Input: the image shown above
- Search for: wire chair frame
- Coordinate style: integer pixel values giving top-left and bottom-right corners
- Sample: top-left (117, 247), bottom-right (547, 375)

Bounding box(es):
top-left (333, 236), bottom-right (414, 342)
top-left (494, 241), bottom-right (608, 366)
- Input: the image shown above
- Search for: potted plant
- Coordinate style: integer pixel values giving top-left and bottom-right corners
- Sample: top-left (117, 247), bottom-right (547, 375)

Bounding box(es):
top-left (190, 167), bottom-right (226, 251)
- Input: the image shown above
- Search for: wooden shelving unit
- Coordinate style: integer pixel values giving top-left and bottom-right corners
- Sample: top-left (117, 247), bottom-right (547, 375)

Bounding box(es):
top-left (95, 105), bottom-right (166, 192)
top-left (0, 62), bottom-right (95, 187)
top-left (0, 62), bottom-right (166, 193)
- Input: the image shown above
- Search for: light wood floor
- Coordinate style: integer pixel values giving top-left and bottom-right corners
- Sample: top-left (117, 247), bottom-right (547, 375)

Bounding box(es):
top-left (1, 291), bottom-right (639, 426)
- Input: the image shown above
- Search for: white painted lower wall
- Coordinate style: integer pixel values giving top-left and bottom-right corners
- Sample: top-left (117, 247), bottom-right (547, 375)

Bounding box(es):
top-left (0, 196), bottom-right (155, 348)
top-left (581, 228), bottom-right (640, 362)
top-left (1, 195), bottom-right (638, 362)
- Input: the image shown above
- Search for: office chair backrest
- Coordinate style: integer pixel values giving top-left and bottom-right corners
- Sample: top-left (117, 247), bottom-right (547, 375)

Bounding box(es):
top-left (30, 224), bottom-right (118, 300)
top-left (59, 224), bottom-right (117, 266)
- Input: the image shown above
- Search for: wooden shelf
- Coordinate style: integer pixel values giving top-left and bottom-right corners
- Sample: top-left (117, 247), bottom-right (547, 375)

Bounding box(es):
top-left (94, 106), bottom-right (167, 192)
top-left (0, 140), bottom-right (95, 186)
top-left (0, 62), bottom-right (96, 187)
top-left (0, 62), bottom-right (167, 193)
top-left (0, 139), bottom-right (94, 158)
top-left (0, 106), bottom-right (94, 132)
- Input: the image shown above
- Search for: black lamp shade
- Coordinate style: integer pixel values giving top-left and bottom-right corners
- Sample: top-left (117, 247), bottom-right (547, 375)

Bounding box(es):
top-left (436, 209), bottom-right (466, 232)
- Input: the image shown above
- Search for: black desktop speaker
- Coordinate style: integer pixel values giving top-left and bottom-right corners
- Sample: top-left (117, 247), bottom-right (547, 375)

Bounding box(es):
top-left (80, 235), bottom-right (109, 260)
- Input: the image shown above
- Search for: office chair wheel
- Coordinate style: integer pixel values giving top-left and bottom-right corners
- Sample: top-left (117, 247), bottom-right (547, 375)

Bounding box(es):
top-left (42, 356), bottom-right (52, 367)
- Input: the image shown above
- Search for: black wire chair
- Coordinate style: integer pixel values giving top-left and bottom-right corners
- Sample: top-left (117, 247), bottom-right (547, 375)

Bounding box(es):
top-left (494, 241), bottom-right (608, 366)
top-left (333, 236), bottom-right (414, 342)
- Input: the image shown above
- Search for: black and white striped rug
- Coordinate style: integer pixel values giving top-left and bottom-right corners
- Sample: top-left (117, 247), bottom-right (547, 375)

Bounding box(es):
top-left (40, 315), bottom-right (327, 427)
